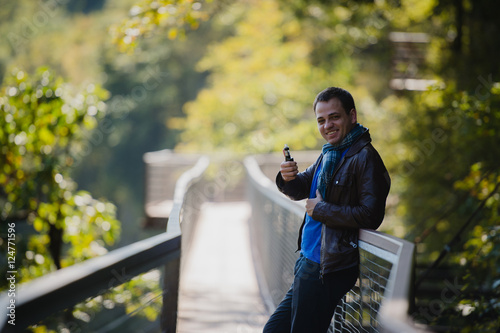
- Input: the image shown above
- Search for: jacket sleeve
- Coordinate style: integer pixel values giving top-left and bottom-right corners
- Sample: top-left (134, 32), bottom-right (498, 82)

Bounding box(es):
top-left (312, 148), bottom-right (390, 230)
top-left (275, 156), bottom-right (321, 201)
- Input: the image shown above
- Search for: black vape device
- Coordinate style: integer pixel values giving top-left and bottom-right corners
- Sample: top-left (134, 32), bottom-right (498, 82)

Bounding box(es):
top-left (283, 144), bottom-right (294, 161)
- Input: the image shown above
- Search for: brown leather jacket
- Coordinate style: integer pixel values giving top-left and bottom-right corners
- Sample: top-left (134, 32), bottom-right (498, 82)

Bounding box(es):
top-left (276, 130), bottom-right (391, 275)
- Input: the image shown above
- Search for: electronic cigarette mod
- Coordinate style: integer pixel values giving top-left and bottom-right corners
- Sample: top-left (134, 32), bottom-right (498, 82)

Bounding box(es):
top-left (283, 144), bottom-right (294, 162)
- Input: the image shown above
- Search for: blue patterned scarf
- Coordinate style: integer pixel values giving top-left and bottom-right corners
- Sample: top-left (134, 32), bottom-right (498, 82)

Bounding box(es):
top-left (317, 123), bottom-right (367, 198)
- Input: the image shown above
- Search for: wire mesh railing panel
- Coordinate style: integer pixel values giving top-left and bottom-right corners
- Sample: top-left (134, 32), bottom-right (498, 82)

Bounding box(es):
top-left (248, 181), bottom-right (302, 306)
top-left (333, 248), bottom-right (393, 333)
top-left (29, 267), bottom-right (166, 333)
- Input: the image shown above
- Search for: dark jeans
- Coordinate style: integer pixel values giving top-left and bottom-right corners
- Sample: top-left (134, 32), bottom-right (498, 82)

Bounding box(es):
top-left (263, 254), bottom-right (358, 333)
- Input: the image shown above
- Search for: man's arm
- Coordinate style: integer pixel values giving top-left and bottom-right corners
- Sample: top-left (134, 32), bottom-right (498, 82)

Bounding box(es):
top-left (311, 149), bottom-right (390, 230)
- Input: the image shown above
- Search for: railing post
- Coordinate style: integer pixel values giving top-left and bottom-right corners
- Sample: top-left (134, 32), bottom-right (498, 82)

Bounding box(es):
top-left (161, 249), bottom-right (181, 333)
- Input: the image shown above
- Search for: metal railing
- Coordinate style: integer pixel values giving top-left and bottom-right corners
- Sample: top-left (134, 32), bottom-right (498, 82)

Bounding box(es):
top-left (244, 155), bottom-right (427, 333)
top-left (0, 155), bottom-right (209, 333)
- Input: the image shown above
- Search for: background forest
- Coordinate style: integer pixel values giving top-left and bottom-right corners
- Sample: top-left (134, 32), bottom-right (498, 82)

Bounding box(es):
top-left (1, 0), bottom-right (499, 332)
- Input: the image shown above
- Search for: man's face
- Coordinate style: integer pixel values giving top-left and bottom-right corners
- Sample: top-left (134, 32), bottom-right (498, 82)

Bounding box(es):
top-left (315, 98), bottom-right (357, 146)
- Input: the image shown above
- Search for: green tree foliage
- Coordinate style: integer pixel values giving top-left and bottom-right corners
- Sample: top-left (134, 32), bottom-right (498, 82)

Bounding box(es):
top-left (0, 67), bottom-right (164, 331)
top-left (0, 0), bottom-right (220, 245)
top-left (0, 67), bottom-right (120, 282)
top-left (369, 0), bottom-right (500, 329)
top-left (397, 83), bottom-right (500, 330)
top-left (110, 0), bottom-right (217, 53)
top-left (397, 82), bottom-right (500, 244)
top-left (169, 0), bottom-right (395, 154)
top-left (78, 4), bottom-right (229, 245)
top-left (173, 0), bottom-right (333, 153)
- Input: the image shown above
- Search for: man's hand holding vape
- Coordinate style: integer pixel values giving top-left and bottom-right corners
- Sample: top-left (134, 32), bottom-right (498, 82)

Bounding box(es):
top-left (281, 144), bottom-right (298, 182)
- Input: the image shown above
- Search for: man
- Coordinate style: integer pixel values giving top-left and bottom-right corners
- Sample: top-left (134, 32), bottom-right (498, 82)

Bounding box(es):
top-left (263, 87), bottom-right (391, 333)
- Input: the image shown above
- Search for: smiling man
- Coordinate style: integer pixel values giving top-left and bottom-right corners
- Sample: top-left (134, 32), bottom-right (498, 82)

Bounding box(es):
top-left (263, 87), bottom-right (391, 333)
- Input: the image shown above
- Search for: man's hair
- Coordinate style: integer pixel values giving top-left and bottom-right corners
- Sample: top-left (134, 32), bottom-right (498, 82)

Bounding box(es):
top-left (313, 87), bottom-right (356, 114)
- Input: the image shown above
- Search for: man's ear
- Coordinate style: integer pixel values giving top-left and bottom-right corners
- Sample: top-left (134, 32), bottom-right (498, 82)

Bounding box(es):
top-left (350, 108), bottom-right (357, 124)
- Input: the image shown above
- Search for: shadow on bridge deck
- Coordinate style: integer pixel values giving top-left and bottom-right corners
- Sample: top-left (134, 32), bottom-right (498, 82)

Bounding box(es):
top-left (177, 201), bottom-right (269, 333)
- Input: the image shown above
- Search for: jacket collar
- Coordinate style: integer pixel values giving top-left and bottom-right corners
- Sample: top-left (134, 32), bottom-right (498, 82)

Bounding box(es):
top-left (345, 129), bottom-right (371, 157)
